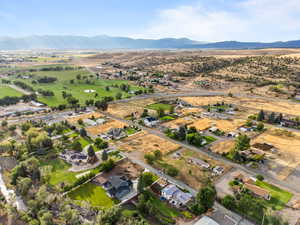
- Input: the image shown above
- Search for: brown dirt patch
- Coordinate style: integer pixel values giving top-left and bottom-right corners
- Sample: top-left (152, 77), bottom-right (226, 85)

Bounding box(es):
top-left (67, 112), bottom-right (104, 124)
top-left (211, 140), bottom-right (235, 154)
top-left (119, 132), bottom-right (180, 155)
top-left (252, 129), bottom-right (300, 180)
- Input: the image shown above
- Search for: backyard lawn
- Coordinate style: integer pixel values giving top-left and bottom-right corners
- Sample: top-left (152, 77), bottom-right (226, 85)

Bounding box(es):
top-left (68, 182), bottom-right (116, 208)
top-left (146, 103), bottom-right (174, 112)
top-left (256, 180), bottom-right (293, 210)
top-left (0, 85), bottom-right (23, 98)
top-left (40, 158), bottom-right (78, 186)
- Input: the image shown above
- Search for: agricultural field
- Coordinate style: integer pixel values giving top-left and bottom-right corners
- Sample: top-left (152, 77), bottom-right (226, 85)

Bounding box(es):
top-left (68, 182), bottom-right (116, 208)
top-left (119, 131), bottom-right (180, 156)
top-left (0, 85), bottom-right (23, 98)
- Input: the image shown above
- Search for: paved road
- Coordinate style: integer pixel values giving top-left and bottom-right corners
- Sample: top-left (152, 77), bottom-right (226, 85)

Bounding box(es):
top-left (0, 168), bottom-right (27, 212)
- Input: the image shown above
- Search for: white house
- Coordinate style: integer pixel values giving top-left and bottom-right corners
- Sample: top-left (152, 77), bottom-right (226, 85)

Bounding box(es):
top-left (213, 166), bottom-right (224, 175)
top-left (83, 118), bottom-right (97, 127)
top-left (143, 117), bottom-right (159, 127)
top-left (161, 184), bottom-right (192, 207)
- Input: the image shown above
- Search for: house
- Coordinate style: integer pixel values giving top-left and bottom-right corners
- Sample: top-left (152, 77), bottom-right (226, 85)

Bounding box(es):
top-left (280, 119), bottom-right (299, 128)
top-left (239, 127), bottom-right (251, 132)
top-left (161, 184), bottom-right (192, 207)
top-left (244, 183), bottom-right (271, 200)
top-left (96, 118), bottom-right (106, 125)
top-left (30, 101), bottom-right (44, 107)
top-left (106, 128), bottom-right (126, 140)
top-left (213, 166), bottom-right (224, 175)
top-left (102, 175), bottom-right (133, 200)
top-left (227, 132), bottom-right (238, 137)
top-left (209, 127), bottom-right (219, 133)
top-left (83, 118), bottom-right (97, 127)
top-left (194, 216), bottom-right (220, 225)
top-left (188, 157), bottom-right (210, 169)
top-left (143, 117), bottom-right (159, 127)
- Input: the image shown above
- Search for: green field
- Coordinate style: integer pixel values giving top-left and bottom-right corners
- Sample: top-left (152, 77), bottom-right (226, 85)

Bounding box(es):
top-left (0, 85), bottom-right (23, 98)
top-left (10, 67), bottom-right (145, 107)
top-left (146, 103), bottom-right (174, 112)
top-left (40, 158), bottom-right (78, 186)
top-left (68, 182), bottom-right (116, 208)
top-left (256, 180), bottom-right (293, 210)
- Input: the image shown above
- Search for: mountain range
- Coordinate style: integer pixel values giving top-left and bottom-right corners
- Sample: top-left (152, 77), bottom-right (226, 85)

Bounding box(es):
top-left (0, 35), bottom-right (300, 50)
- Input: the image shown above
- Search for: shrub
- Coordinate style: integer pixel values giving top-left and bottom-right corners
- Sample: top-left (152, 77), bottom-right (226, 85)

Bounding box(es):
top-left (256, 174), bottom-right (264, 181)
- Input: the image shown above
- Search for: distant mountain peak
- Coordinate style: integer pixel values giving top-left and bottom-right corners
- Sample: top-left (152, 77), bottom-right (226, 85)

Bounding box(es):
top-left (0, 35), bottom-right (299, 50)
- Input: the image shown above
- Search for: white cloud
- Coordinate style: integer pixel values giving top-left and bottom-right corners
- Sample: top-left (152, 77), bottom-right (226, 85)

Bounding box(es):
top-left (139, 0), bottom-right (300, 42)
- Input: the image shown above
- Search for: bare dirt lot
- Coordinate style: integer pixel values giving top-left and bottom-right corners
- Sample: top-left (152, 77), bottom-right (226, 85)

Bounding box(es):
top-left (67, 112), bottom-right (104, 124)
top-left (93, 158), bottom-right (143, 183)
top-left (86, 120), bottom-right (127, 136)
top-left (119, 131), bottom-right (181, 155)
top-left (189, 118), bottom-right (245, 132)
top-left (107, 99), bottom-right (155, 118)
top-left (210, 140), bottom-right (235, 154)
top-left (155, 148), bottom-right (231, 190)
top-left (252, 128), bottom-right (300, 180)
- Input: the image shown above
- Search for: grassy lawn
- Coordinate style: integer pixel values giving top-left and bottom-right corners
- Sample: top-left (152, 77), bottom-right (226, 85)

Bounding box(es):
top-left (40, 158), bottom-right (78, 186)
top-left (203, 135), bottom-right (217, 144)
top-left (256, 180), bottom-right (293, 210)
top-left (146, 103), bottom-right (174, 112)
top-left (77, 136), bottom-right (92, 148)
top-left (68, 182), bottom-right (116, 208)
top-left (10, 68), bottom-right (145, 107)
top-left (160, 115), bottom-right (176, 121)
top-left (0, 85), bottom-right (23, 98)
top-left (125, 127), bottom-right (139, 135)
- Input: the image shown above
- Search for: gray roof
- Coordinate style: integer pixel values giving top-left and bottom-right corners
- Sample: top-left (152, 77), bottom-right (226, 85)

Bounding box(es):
top-left (194, 216), bottom-right (220, 225)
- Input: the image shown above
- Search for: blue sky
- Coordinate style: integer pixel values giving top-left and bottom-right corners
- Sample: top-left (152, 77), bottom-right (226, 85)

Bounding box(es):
top-left (1, 0), bottom-right (300, 42)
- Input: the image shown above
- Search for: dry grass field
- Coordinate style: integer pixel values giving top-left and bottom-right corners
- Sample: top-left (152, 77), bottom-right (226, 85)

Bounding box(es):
top-left (157, 149), bottom-right (231, 189)
top-left (211, 140), bottom-right (235, 154)
top-left (86, 120), bottom-right (127, 136)
top-left (107, 99), bottom-right (155, 118)
top-left (67, 112), bottom-right (104, 124)
top-left (190, 118), bottom-right (245, 132)
top-left (252, 129), bottom-right (300, 180)
top-left (163, 116), bottom-right (197, 129)
top-left (119, 131), bottom-right (180, 155)
top-left (180, 96), bottom-right (300, 116)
